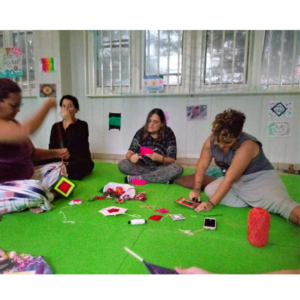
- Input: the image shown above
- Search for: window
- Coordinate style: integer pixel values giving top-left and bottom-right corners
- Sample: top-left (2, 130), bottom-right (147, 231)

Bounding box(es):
top-left (204, 30), bottom-right (250, 85)
top-left (260, 30), bottom-right (300, 86)
top-left (95, 30), bottom-right (130, 88)
top-left (12, 31), bottom-right (36, 93)
top-left (12, 31), bottom-right (35, 93)
top-left (144, 30), bottom-right (183, 86)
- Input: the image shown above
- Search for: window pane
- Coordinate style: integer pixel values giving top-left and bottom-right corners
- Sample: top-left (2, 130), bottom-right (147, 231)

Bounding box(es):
top-left (261, 30), bottom-right (300, 85)
top-left (205, 30), bottom-right (249, 84)
top-left (13, 31), bottom-right (35, 91)
top-left (96, 30), bottom-right (130, 87)
top-left (145, 30), bottom-right (183, 85)
top-left (293, 31), bottom-right (300, 85)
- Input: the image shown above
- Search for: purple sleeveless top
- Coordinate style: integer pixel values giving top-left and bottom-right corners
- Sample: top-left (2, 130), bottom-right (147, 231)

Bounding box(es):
top-left (0, 141), bottom-right (34, 184)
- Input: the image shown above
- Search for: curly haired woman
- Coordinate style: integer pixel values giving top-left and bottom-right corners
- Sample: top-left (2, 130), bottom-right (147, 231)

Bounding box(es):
top-left (189, 109), bottom-right (299, 226)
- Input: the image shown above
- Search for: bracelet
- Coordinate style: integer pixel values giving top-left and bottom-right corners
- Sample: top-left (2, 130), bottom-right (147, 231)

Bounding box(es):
top-left (208, 200), bottom-right (215, 207)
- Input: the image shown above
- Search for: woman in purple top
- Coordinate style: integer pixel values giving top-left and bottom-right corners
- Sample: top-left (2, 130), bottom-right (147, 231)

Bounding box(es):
top-left (0, 78), bottom-right (69, 214)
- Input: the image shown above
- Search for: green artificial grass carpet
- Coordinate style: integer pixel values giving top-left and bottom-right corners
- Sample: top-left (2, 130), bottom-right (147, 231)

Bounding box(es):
top-left (0, 162), bottom-right (299, 274)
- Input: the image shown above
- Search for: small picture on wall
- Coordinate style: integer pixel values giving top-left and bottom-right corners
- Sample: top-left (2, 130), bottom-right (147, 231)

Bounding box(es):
top-left (268, 121), bottom-right (291, 137)
top-left (40, 84), bottom-right (57, 98)
top-left (186, 105), bottom-right (207, 121)
top-left (109, 113), bottom-right (121, 131)
top-left (269, 101), bottom-right (293, 118)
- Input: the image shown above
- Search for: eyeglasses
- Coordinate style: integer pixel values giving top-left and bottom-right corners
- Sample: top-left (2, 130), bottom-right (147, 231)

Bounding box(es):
top-left (9, 102), bottom-right (24, 109)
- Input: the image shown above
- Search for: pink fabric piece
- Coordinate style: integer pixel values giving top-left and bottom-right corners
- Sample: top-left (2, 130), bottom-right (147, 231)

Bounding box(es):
top-left (131, 179), bottom-right (147, 185)
top-left (140, 147), bottom-right (153, 156)
top-left (156, 208), bottom-right (170, 214)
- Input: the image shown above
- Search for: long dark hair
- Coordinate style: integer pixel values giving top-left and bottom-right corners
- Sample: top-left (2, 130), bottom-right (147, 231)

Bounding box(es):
top-left (142, 108), bottom-right (167, 141)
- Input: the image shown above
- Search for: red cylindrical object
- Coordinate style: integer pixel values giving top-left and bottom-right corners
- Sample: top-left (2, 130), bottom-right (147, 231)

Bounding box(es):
top-left (247, 207), bottom-right (271, 247)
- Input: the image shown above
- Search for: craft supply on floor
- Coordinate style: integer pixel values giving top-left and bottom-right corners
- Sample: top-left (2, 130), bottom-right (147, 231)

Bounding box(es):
top-left (59, 206), bottom-right (75, 224)
top-left (69, 199), bottom-right (82, 205)
top-left (131, 179), bottom-right (147, 185)
top-left (128, 219), bottom-right (147, 225)
top-left (148, 215), bottom-right (163, 221)
top-left (248, 207), bottom-right (271, 247)
top-left (134, 192), bottom-right (147, 201)
top-left (124, 247), bottom-right (177, 274)
top-left (155, 208), bottom-right (170, 214)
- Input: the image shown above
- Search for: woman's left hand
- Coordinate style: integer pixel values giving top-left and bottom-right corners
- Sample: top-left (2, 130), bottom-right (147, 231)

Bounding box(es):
top-left (195, 201), bottom-right (213, 212)
top-left (144, 153), bottom-right (163, 162)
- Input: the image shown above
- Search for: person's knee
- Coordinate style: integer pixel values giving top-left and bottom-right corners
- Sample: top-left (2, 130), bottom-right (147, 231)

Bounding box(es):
top-left (175, 164), bottom-right (184, 177)
top-left (118, 159), bottom-right (130, 174)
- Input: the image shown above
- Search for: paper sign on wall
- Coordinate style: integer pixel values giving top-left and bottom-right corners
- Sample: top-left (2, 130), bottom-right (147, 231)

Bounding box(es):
top-left (268, 121), bottom-right (291, 137)
top-left (0, 47), bottom-right (23, 78)
top-left (40, 57), bottom-right (55, 73)
top-left (269, 101), bottom-right (293, 118)
top-left (109, 113), bottom-right (121, 131)
top-left (143, 75), bottom-right (164, 92)
top-left (40, 84), bottom-right (57, 98)
top-left (187, 105), bottom-right (207, 121)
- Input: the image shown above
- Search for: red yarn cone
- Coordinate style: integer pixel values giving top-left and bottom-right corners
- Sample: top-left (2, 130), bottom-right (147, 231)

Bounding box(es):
top-left (247, 207), bottom-right (270, 247)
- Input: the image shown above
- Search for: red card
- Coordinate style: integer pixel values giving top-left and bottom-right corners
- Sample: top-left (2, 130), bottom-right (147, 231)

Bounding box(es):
top-left (148, 215), bottom-right (163, 221)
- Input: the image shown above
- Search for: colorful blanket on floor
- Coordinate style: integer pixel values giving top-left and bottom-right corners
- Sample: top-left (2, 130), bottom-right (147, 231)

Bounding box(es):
top-left (0, 249), bottom-right (52, 274)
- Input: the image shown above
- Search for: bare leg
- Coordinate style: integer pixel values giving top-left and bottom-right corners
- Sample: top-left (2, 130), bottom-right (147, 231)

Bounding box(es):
top-left (289, 206), bottom-right (300, 226)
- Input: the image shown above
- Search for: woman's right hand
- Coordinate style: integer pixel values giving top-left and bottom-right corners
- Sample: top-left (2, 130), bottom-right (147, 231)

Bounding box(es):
top-left (189, 189), bottom-right (201, 203)
top-left (60, 108), bottom-right (72, 122)
top-left (130, 153), bottom-right (142, 163)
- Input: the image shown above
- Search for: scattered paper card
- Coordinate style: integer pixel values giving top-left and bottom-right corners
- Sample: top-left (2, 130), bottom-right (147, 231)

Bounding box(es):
top-left (170, 214), bottom-right (186, 221)
top-left (148, 215), bottom-right (163, 221)
top-left (155, 208), bottom-right (170, 214)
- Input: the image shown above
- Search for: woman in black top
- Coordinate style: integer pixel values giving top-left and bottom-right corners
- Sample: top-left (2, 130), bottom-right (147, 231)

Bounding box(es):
top-left (118, 108), bottom-right (183, 183)
top-left (49, 95), bottom-right (94, 180)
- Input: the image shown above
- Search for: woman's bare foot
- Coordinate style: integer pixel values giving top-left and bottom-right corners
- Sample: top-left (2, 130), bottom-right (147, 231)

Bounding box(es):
top-left (30, 207), bottom-right (45, 214)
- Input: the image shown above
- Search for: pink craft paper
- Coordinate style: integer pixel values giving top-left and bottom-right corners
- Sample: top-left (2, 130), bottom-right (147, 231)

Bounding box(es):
top-left (140, 147), bottom-right (153, 156)
top-left (131, 179), bottom-right (147, 185)
top-left (156, 208), bottom-right (170, 214)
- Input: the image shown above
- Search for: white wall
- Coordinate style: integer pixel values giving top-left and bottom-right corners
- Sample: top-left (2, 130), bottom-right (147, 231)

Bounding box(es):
top-left (18, 30), bottom-right (300, 165)
top-left (16, 30), bottom-right (63, 149)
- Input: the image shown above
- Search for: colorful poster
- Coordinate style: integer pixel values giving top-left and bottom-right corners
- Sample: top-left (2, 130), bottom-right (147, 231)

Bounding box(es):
top-left (143, 75), bottom-right (164, 92)
top-left (269, 101), bottom-right (293, 117)
top-left (40, 84), bottom-right (57, 98)
top-left (40, 57), bottom-right (55, 73)
top-left (268, 121), bottom-right (291, 137)
top-left (0, 47), bottom-right (23, 78)
top-left (186, 105), bottom-right (207, 121)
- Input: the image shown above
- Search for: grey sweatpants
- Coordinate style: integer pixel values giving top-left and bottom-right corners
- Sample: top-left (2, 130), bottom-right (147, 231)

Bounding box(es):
top-left (204, 170), bottom-right (299, 220)
top-left (118, 159), bottom-right (183, 183)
